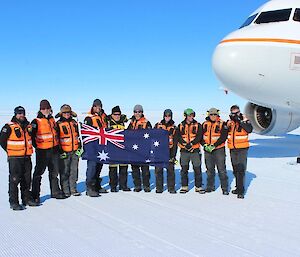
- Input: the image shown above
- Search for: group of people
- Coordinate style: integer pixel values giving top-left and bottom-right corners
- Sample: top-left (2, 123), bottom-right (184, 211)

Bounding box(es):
top-left (0, 99), bottom-right (253, 211)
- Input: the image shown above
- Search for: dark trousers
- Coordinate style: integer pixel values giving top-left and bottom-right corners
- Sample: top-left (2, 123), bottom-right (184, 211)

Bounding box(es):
top-left (8, 157), bottom-right (32, 205)
top-left (31, 148), bottom-right (61, 199)
top-left (109, 165), bottom-right (128, 189)
top-left (86, 160), bottom-right (103, 189)
top-left (204, 147), bottom-right (228, 191)
top-left (230, 148), bottom-right (248, 194)
top-left (155, 164), bottom-right (175, 190)
top-left (131, 165), bottom-right (150, 189)
top-left (60, 152), bottom-right (79, 194)
top-left (180, 151), bottom-right (202, 188)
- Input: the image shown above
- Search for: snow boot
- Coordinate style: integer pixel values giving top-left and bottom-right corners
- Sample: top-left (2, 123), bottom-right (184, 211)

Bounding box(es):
top-left (195, 187), bottom-right (206, 194)
top-left (10, 203), bottom-right (25, 211)
top-left (180, 186), bottom-right (189, 194)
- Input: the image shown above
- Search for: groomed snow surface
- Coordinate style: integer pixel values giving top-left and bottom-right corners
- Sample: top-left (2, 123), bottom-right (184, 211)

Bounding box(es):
top-left (1, 126), bottom-right (300, 257)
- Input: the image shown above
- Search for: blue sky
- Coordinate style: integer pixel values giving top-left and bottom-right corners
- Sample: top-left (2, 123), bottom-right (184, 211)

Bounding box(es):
top-left (0, 0), bottom-right (266, 117)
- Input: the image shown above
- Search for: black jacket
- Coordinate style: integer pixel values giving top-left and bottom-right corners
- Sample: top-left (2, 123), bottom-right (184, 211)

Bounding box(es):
top-left (155, 119), bottom-right (178, 159)
top-left (0, 116), bottom-right (30, 152)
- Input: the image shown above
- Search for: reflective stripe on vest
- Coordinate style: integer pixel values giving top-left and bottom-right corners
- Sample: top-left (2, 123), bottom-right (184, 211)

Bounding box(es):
top-left (202, 120), bottom-right (225, 149)
top-left (58, 121), bottom-right (79, 152)
top-left (156, 123), bottom-right (176, 148)
top-left (7, 122), bottom-right (33, 157)
top-left (35, 117), bottom-right (59, 149)
top-left (227, 121), bottom-right (249, 149)
top-left (178, 122), bottom-right (200, 149)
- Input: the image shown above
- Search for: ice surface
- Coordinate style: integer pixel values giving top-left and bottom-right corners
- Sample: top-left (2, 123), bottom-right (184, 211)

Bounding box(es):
top-left (0, 116), bottom-right (300, 257)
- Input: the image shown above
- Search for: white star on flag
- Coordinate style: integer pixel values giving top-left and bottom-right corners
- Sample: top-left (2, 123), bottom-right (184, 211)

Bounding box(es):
top-left (143, 133), bottom-right (150, 139)
top-left (132, 144), bottom-right (139, 150)
top-left (154, 141), bottom-right (160, 147)
top-left (150, 150), bottom-right (154, 154)
top-left (97, 150), bottom-right (110, 161)
top-left (145, 159), bottom-right (151, 163)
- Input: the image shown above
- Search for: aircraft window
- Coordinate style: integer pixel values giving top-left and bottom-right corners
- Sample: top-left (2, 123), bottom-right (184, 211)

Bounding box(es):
top-left (240, 14), bottom-right (258, 28)
top-left (294, 8), bottom-right (300, 21)
top-left (255, 8), bottom-right (292, 24)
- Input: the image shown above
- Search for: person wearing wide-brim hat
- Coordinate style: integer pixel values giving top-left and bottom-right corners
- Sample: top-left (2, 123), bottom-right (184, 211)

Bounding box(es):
top-left (56, 104), bottom-right (82, 197)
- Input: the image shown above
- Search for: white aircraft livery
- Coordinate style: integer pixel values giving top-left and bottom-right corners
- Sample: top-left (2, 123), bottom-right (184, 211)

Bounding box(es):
top-left (213, 0), bottom-right (300, 135)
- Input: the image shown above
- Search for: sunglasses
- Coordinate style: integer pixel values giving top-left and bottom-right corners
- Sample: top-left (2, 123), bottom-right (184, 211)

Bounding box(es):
top-left (209, 113), bottom-right (218, 116)
top-left (134, 111), bottom-right (142, 114)
top-left (113, 113), bottom-right (121, 116)
top-left (165, 115), bottom-right (171, 117)
top-left (231, 111), bottom-right (240, 115)
top-left (62, 112), bottom-right (71, 114)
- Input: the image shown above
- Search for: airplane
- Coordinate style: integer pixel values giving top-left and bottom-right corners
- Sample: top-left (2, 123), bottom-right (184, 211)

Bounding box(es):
top-left (212, 0), bottom-right (300, 136)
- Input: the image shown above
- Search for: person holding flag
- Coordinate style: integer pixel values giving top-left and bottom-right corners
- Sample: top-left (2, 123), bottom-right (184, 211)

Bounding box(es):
top-left (84, 99), bottom-right (108, 197)
top-left (107, 106), bottom-right (131, 192)
top-left (128, 104), bottom-right (152, 192)
top-left (154, 109), bottom-right (177, 194)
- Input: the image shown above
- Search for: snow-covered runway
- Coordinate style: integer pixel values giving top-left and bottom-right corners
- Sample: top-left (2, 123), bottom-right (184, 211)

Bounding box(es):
top-left (1, 130), bottom-right (300, 257)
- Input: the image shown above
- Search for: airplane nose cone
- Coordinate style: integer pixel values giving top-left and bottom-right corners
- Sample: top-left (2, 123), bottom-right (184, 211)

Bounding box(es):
top-left (213, 44), bottom-right (243, 92)
top-left (212, 42), bottom-right (264, 98)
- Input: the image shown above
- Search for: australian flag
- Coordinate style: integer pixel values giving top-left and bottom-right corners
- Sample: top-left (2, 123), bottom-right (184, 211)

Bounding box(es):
top-left (81, 124), bottom-right (169, 167)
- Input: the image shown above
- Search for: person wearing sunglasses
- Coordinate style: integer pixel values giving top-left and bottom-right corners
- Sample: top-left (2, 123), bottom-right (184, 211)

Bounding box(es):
top-left (227, 105), bottom-right (253, 199)
top-left (154, 109), bottom-right (177, 194)
top-left (128, 104), bottom-right (152, 192)
top-left (56, 104), bottom-right (82, 197)
top-left (84, 99), bottom-right (108, 196)
top-left (31, 99), bottom-right (66, 204)
top-left (107, 105), bottom-right (130, 192)
top-left (202, 108), bottom-right (229, 195)
top-left (0, 106), bottom-right (39, 210)
top-left (177, 108), bottom-right (205, 194)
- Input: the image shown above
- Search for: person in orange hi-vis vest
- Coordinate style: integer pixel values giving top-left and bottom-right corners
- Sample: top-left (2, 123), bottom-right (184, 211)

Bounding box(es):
top-left (227, 105), bottom-right (253, 199)
top-left (84, 99), bottom-right (108, 197)
top-left (202, 108), bottom-right (229, 195)
top-left (31, 99), bottom-right (66, 204)
top-left (154, 109), bottom-right (177, 194)
top-left (128, 104), bottom-right (152, 192)
top-left (56, 104), bottom-right (82, 197)
top-left (176, 108), bottom-right (205, 194)
top-left (0, 106), bottom-right (40, 210)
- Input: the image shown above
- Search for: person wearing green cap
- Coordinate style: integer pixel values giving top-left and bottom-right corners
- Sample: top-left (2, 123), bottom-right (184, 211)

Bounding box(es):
top-left (202, 107), bottom-right (229, 195)
top-left (176, 108), bottom-right (205, 194)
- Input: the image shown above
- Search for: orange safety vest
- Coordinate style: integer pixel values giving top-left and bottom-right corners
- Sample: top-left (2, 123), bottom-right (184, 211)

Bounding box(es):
top-left (227, 120), bottom-right (250, 149)
top-left (202, 120), bottom-right (225, 149)
top-left (35, 117), bottom-right (59, 149)
top-left (156, 122), bottom-right (176, 148)
top-left (7, 122), bottom-right (33, 157)
top-left (178, 121), bottom-right (201, 149)
top-left (58, 120), bottom-right (79, 152)
top-left (87, 113), bottom-right (107, 129)
top-left (130, 117), bottom-right (148, 130)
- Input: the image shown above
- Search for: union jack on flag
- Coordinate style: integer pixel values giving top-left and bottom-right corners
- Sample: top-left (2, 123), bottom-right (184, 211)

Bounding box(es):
top-left (81, 123), bottom-right (125, 149)
top-left (81, 124), bottom-right (170, 167)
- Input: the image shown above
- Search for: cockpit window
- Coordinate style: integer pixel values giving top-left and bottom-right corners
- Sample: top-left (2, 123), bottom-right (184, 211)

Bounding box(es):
top-left (255, 9), bottom-right (292, 24)
top-left (240, 14), bottom-right (258, 28)
top-left (294, 8), bottom-right (300, 22)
